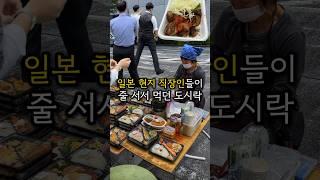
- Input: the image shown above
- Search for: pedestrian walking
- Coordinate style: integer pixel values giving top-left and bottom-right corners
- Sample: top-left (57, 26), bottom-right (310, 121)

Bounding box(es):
top-left (135, 2), bottom-right (164, 75)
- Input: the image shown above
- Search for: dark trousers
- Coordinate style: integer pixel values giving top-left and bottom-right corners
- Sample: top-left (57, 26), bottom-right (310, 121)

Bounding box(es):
top-left (22, 0), bottom-right (95, 81)
top-left (113, 45), bottom-right (139, 84)
top-left (135, 36), bottom-right (161, 73)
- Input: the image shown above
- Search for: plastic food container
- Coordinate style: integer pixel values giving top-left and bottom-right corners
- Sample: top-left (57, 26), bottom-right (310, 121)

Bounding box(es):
top-left (162, 126), bottom-right (176, 139)
top-left (181, 115), bottom-right (202, 136)
top-left (158, 0), bottom-right (209, 42)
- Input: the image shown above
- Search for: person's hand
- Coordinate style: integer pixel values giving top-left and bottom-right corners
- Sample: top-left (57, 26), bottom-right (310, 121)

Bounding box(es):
top-left (1, 0), bottom-right (22, 25)
top-left (117, 58), bottom-right (131, 70)
top-left (154, 31), bottom-right (159, 41)
top-left (25, 0), bottom-right (66, 23)
top-left (110, 59), bottom-right (118, 70)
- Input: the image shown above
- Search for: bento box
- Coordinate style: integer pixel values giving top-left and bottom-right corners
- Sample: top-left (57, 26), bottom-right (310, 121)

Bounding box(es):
top-left (0, 78), bottom-right (32, 112)
top-left (69, 138), bottom-right (108, 171)
top-left (42, 131), bottom-right (88, 159)
top-left (150, 138), bottom-right (184, 162)
top-left (30, 160), bottom-right (104, 180)
top-left (0, 135), bottom-right (52, 178)
top-left (0, 119), bottom-right (16, 138)
top-left (158, 0), bottom-right (209, 42)
top-left (127, 125), bottom-right (158, 149)
top-left (118, 113), bottom-right (143, 131)
top-left (65, 115), bottom-right (108, 138)
top-left (110, 127), bottom-right (128, 148)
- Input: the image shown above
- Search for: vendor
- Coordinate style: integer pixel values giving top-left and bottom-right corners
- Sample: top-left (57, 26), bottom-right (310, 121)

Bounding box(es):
top-left (212, 0), bottom-right (305, 149)
top-left (175, 44), bottom-right (206, 109)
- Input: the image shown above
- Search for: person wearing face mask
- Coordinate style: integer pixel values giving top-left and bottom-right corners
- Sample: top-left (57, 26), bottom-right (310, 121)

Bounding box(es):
top-left (175, 44), bottom-right (206, 108)
top-left (212, 0), bottom-right (305, 149)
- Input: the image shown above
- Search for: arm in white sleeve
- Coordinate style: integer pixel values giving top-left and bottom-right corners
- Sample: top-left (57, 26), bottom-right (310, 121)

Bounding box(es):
top-left (136, 16), bottom-right (140, 37)
top-left (110, 69), bottom-right (119, 86)
top-left (151, 16), bottom-right (158, 32)
top-left (0, 24), bottom-right (26, 79)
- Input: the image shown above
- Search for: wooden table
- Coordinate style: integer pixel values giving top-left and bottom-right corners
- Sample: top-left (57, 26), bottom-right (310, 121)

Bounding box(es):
top-left (122, 115), bottom-right (210, 173)
top-left (308, 164), bottom-right (320, 180)
top-left (110, 145), bottom-right (126, 155)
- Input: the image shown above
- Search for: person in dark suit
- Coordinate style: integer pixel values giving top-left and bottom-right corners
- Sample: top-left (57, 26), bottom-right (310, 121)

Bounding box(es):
top-left (135, 2), bottom-right (164, 75)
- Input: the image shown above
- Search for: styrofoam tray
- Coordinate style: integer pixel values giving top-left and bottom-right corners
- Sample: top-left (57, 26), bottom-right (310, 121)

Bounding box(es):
top-left (158, 0), bottom-right (209, 42)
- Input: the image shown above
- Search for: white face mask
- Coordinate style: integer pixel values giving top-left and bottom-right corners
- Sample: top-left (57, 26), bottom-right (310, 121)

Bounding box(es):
top-left (183, 63), bottom-right (192, 69)
top-left (232, 5), bottom-right (265, 23)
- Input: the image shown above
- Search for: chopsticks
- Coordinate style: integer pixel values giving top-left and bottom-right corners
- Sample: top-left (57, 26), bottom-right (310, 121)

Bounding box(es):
top-left (202, 130), bottom-right (210, 139)
top-left (185, 154), bottom-right (206, 161)
top-left (184, 130), bottom-right (210, 161)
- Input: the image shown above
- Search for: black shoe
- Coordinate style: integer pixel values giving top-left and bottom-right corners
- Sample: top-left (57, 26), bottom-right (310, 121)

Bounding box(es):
top-left (156, 69), bottom-right (164, 75)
